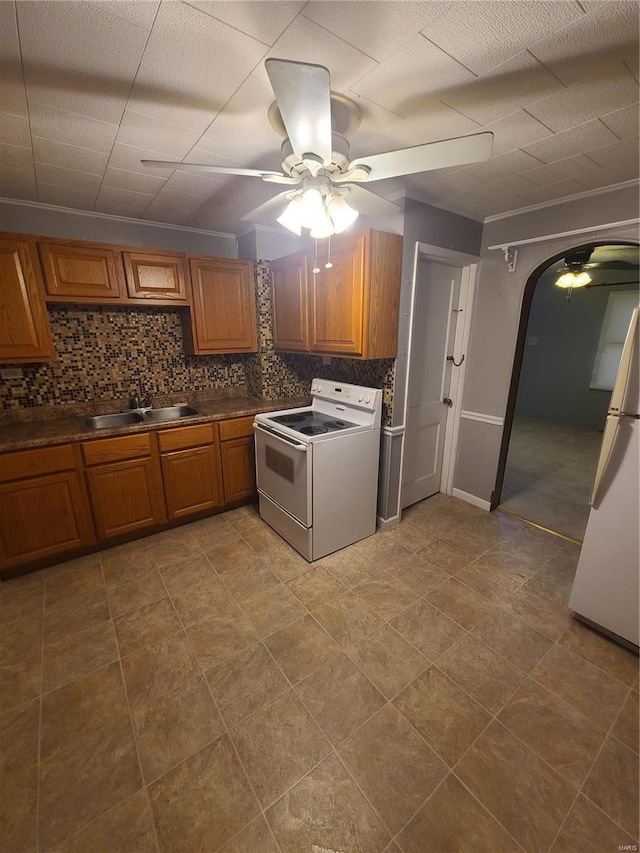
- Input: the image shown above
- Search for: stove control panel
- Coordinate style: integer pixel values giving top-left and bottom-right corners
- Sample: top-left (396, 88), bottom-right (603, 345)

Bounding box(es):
top-left (311, 379), bottom-right (381, 413)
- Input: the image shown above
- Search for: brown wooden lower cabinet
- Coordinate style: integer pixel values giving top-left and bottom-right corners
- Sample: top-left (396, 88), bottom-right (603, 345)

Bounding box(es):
top-left (161, 444), bottom-right (224, 519)
top-left (86, 456), bottom-right (166, 539)
top-left (220, 436), bottom-right (256, 503)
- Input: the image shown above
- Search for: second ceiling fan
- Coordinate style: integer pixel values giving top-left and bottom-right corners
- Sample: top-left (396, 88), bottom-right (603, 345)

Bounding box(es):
top-left (142, 58), bottom-right (494, 237)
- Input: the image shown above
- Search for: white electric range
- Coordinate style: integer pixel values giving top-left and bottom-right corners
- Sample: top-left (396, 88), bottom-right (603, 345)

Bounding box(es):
top-left (254, 379), bottom-right (382, 561)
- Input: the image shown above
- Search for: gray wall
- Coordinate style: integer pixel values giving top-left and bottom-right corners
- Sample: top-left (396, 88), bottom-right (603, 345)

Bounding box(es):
top-left (454, 184), bottom-right (639, 503)
top-left (515, 275), bottom-right (638, 430)
top-left (0, 199), bottom-right (238, 256)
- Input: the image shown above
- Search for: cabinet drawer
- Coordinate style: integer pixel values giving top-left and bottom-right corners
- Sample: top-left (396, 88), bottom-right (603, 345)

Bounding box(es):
top-left (82, 432), bottom-right (153, 466)
top-left (158, 423), bottom-right (215, 452)
top-left (218, 416), bottom-right (255, 441)
top-left (0, 444), bottom-right (76, 483)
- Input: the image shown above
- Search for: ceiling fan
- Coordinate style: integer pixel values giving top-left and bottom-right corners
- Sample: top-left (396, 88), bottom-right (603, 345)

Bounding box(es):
top-left (554, 246), bottom-right (640, 290)
top-left (142, 58), bottom-right (493, 238)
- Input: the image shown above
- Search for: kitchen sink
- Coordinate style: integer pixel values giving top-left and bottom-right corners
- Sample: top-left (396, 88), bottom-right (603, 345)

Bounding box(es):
top-left (143, 405), bottom-right (199, 421)
top-left (86, 412), bottom-right (145, 429)
top-left (85, 405), bottom-right (200, 430)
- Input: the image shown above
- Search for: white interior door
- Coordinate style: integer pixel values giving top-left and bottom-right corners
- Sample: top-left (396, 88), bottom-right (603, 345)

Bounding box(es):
top-left (402, 258), bottom-right (461, 509)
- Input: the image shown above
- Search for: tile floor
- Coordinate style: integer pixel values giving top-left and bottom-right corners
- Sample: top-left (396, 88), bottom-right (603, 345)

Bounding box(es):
top-left (500, 416), bottom-right (602, 541)
top-left (0, 494), bottom-right (638, 852)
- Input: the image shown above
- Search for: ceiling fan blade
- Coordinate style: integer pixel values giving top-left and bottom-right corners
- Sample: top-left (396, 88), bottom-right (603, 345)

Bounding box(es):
top-left (242, 190), bottom-right (292, 222)
top-left (140, 160), bottom-right (287, 180)
top-left (342, 185), bottom-right (400, 219)
top-left (586, 260), bottom-right (640, 270)
top-left (265, 58), bottom-right (332, 166)
top-left (346, 132), bottom-right (494, 182)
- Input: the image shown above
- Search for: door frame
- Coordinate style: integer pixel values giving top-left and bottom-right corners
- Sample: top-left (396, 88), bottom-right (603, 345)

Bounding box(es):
top-left (399, 241), bottom-right (480, 510)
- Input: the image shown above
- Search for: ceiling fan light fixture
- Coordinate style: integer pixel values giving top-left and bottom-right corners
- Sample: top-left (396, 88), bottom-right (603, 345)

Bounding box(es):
top-left (556, 270), bottom-right (591, 288)
top-left (276, 198), bottom-right (303, 235)
top-left (299, 187), bottom-right (324, 229)
top-left (309, 205), bottom-right (334, 239)
top-left (327, 194), bottom-right (359, 233)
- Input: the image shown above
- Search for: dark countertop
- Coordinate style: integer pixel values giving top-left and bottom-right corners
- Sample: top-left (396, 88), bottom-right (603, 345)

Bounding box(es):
top-left (0, 395), bottom-right (310, 452)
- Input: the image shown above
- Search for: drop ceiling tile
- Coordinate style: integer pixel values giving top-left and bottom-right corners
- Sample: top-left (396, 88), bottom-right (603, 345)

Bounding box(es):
top-left (527, 66), bottom-right (639, 132)
top-left (410, 168), bottom-right (487, 197)
top-left (0, 142), bottom-right (33, 171)
top-left (188, 1), bottom-right (305, 46)
top-left (37, 183), bottom-right (97, 210)
top-left (187, 147), bottom-right (255, 170)
top-left (422, 1), bottom-right (583, 75)
top-left (115, 110), bottom-right (201, 159)
top-left (521, 153), bottom-right (604, 187)
top-left (577, 161), bottom-right (640, 189)
top-left (530, 1), bottom-right (639, 86)
top-left (600, 103), bottom-right (640, 139)
top-left (303, 1), bottom-right (452, 62)
top-left (94, 186), bottom-right (155, 217)
top-left (127, 1), bottom-right (267, 132)
top-left (32, 137), bottom-right (109, 174)
top-left (438, 185), bottom-right (494, 208)
top-left (102, 1), bottom-right (160, 30)
top-left (162, 170), bottom-right (227, 198)
top-left (0, 113), bottom-right (30, 148)
top-left (35, 163), bottom-right (102, 194)
top-left (521, 178), bottom-right (588, 204)
top-left (0, 166), bottom-right (37, 200)
top-left (586, 134), bottom-right (639, 169)
top-left (102, 166), bottom-right (166, 194)
top-left (350, 34), bottom-right (474, 118)
top-left (143, 189), bottom-right (206, 218)
top-left (472, 174), bottom-right (540, 201)
top-left (482, 111), bottom-right (552, 157)
top-left (254, 15), bottom-right (378, 94)
top-left (440, 50), bottom-right (564, 126)
top-left (196, 76), bottom-right (279, 165)
top-left (107, 143), bottom-right (182, 178)
top-left (467, 193), bottom-right (533, 217)
top-left (387, 98), bottom-right (481, 147)
top-left (0, 1), bottom-right (27, 116)
top-left (27, 102), bottom-right (118, 154)
top-left (522, 119), bottom-right (619, 163)
top-left (462, 148), bottom-right (543, 182)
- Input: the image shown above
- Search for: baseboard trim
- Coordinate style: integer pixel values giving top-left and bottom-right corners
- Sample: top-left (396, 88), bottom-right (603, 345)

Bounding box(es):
top-left (460, 410), bottom-right (504, 427)
top-left (377, 514), bottom-right (400, 530)
top-left (452, 488), bottom-right (491, 511)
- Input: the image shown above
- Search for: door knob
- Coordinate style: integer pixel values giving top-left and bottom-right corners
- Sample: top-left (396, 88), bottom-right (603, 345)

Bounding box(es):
top-left (443, 397), bottom-right (453, 407)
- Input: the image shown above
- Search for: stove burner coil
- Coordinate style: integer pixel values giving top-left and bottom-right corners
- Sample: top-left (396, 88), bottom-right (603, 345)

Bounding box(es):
top-left (277, 413), bottom-right (306, 424)
top-left (300, 425), bottom-right (329, 435)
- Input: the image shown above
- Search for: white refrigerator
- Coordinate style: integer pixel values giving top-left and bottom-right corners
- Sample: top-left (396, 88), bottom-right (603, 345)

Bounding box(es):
top-left (568, 305), bottom-right (639, 649)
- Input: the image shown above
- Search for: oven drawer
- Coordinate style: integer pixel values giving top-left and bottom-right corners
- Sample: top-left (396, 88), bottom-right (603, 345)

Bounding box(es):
top-left (258, 492), bottom-right (312, 562)
top-left (253, 422), bottom-right (312, 527)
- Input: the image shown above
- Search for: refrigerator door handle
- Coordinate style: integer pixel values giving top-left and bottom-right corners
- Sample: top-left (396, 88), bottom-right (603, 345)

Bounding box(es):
top-left (591, 414), bottom-right (620, 506)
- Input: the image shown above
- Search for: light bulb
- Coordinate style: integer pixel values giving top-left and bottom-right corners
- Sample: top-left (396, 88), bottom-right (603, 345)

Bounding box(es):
top-left (555, 271), bottom-right (591, 288)
top-left (276, 199), bottom-right (302, 236)
top-left (327, 194), bottom-right (359, 233)
top-left (309, 202), bottom-right (335, 239)
top-left (299, 188), bottom-right (324, 230)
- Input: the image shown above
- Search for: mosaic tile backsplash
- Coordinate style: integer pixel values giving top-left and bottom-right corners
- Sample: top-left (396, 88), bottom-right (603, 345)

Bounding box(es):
top-left (0, 260), bottom-right (396, 426)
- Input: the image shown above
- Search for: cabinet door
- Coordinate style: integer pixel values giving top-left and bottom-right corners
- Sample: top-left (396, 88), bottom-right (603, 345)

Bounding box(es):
top-left (188, 258), bottom-right (257, 353)
top-left (220, 437), bottom-right (256, 503)
top-left (87, 457), bottom-right (166, 539)
top-left (0, 471), bottom-right (95, 570)
top-left (123, 251), bottom-right (188, 303)
top-left (39, 242), bottom-right (124, 301)
top-left (161, 445), bottom-right (223, 519)
top-left (271, 251), bottom-right (309, 352)
top-left (309, 232), bottom-right (364, 356)
top-left (0, 236), bottom-right (55, 363)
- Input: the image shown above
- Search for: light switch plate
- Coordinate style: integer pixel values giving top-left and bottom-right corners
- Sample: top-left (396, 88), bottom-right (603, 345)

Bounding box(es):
top-left (0, 367), bottom-right (24, 379)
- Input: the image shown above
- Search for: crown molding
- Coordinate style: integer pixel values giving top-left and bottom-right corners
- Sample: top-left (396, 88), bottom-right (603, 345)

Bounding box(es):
top-left (0, 196), bottom-right (236, 239)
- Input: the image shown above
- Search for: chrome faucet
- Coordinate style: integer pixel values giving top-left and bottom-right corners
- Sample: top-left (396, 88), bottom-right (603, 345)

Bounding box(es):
top-left (129, 388), bottom-right (152, 410)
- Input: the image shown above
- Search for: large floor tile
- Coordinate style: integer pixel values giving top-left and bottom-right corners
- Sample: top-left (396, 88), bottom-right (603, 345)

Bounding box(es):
top-left (503, 585), bottom-right (570, 641)
top-left (348, 623), bottom-right (429, 699)
top-left (338, 704), bottom-right (447, 834)
top-left (456, 721), bottom-right (577, 853)
top-left (206, 642), bottom-right (289, 728)
top-left (582, 735), bottom-right (639, 838)
top-left (471, 607), bottom-right (554, 672)
top-left (0, 654), bottom-right (42, 715)
top-left (121, 630), bottom-right (200, 709)
top-left (318, 548), bottom-right (380, 588)
top-left (218, 815), bottom-right (279, 853)
top-left (612, 689), bottom-right (639, 753)
top-left (114, 598), bottom-right (182, 655)
top-left (188, 515), bottom-right (241, 552)
top-left (51, 790), bottom-right (157, 853)
top-left (398, 774), bottom-right (523, 853)
top-left (239, 584), bottom-right (306, 638)
top-left (312, 590), bottom-right (384, 649)
top-left (169, 574), bottom-right (240, 627)
top-left (560, 620), bottom-right (639, 686)
top-left (391, 598), bottom-right (464, 660)
top-left (297, 654), bottom-right (385, 746)
top-left (186, 610), bottom-right (258, 671)
top-left (231, 690), bottom-right (331, 807)
top-left (386, 553), bottom-right (449, 596)
top-left (0, 699), bottom-right (39, 778)
top-left (394, 666), bottom-right (491, 766)
top-left (40, 718), bottom-right (142, 850)
top-left (550, 793), bottom-right (638, 852)
top-left (149, 735), bottom-right (259, 852)
top-left (351, 574), bottom-right (418, 620)
top-left (419, 538), bottom-right (475, 573)
top-left (426, 577), bottom-right (495, 629)
top-left (147, 528), bottom-right (202, 569)
top-left (264, 614), bottom-right (340, 684)
top-left (42, 619), bottom-right (119, 693)
top-left (266, 753), bottom-right (390, 853)
top-left (0, 765), bottom-right (37, 853)
top-left (104, 563), bottom-right (166, 618)
top-left (498, 679), bottom-right (605, 788)
top-left (285, 565), bottom-right (346, 609)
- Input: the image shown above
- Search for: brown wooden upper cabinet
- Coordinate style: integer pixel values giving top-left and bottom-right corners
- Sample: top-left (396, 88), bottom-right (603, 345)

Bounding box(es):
top-left (122, 250), bottom-right (189, 303)
top-left (186, 258), bottom-right (257, 354)
top-left (271, 229), bottom-right (402, 359)
top-left (39, 241), bottom-right (125, 302)
top-left (0, 234), bottom-right (56, 363)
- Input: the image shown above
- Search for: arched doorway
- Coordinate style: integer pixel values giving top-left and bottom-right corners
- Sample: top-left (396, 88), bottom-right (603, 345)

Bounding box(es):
top-left (493, 241), bottom-right (639, 540)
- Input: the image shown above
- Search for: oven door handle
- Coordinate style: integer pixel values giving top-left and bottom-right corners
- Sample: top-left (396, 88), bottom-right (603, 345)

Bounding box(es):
top-left (253, 422), bottom-right (309, 451)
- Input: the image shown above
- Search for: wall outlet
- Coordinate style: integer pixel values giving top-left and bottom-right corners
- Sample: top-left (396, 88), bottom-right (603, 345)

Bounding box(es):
top-left (527, 337), bottom-right (538, 347)
top-left (0, 367), bottom-right (24, 379)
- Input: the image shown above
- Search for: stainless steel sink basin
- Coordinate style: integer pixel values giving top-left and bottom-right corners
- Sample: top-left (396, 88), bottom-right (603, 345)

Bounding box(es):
top-left (143, 405), bottom-right (199, 421)
top-left (86, 412), bottom-right (145, 429)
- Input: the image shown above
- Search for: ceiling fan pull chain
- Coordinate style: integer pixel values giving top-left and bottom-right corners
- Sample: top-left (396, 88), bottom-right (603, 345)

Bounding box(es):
top-left (325, 235), bottom-right (333, 270)
top-left (312, 238), bottom-right (320, 275)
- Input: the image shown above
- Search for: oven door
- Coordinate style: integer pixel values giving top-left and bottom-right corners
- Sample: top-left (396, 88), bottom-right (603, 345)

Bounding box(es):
top-left (254, 422), bottom-right (312, 527)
